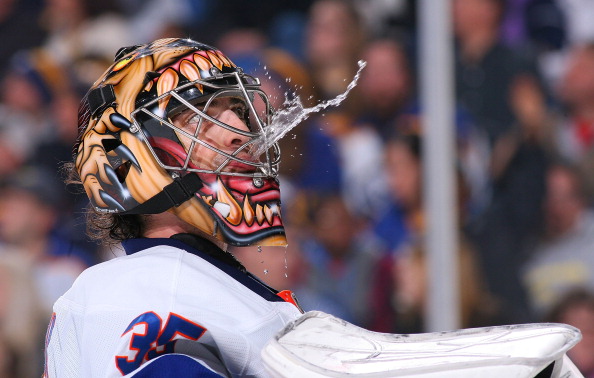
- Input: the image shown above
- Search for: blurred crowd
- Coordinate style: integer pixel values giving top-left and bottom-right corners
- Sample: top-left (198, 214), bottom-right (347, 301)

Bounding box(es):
top-left (1, 0), bottom-right (594, 376)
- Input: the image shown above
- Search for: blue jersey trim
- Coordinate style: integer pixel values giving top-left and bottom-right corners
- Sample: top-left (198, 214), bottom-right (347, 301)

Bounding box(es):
top-left (122, 237), bottom-right (284, 303)
top-left (131, 354), bottom-right (223, 377)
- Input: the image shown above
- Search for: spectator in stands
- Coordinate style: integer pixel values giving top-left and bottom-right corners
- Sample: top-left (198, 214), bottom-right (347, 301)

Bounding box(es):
top-left (371, 132), bottom-right (421, 254)
top-left (546, 288), bottom-right (594, 377)
top-left (0, 0), bottom-right (45, 77)
top-left (454, 0), bottom-right (553, 323)
top-left (0, 167), bottom-right (94, 315)
top-left (0, 54), bottom-right (55, 175)
top-left (295, 192), bottom-right (381, 327)
top-left (355, 38), bottom-right (415, 140)
top-left (522, 162), bottom-right (594, 317)
top-left (554, 42), bottom-right (594, 203)
top-left (368, 132), bottom-right (506, 332)
top-left (304, 0), bottom-right (366, 104)
top-left (370, 236), bottom-right (506, 334)
top-left (0, 253), bottom-right (44, 377)
top-left (453, 0), bottom-right (543, 146)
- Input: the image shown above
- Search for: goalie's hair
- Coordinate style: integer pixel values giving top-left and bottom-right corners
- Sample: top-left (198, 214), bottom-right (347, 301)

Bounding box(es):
top-left (61, 161), bottom-right (146, 246)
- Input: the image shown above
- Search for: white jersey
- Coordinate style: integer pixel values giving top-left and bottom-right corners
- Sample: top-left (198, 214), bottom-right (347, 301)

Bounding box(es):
top-left (44, 235), bottom-right (303, 377)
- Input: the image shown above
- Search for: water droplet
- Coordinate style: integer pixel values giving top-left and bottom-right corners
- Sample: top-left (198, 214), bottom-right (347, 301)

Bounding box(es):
top-left (264, 269), bottom-right (269, 275)
top-left (284, 248), bottom-right (288, 279)
top-left (251, 60), bottom-right (367, 156)
top-left (257, 245), bottom-right (262, 253)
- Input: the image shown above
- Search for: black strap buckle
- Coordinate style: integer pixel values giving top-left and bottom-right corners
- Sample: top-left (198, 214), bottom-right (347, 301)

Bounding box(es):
top-left (88, 84), bottom-right (116, 119)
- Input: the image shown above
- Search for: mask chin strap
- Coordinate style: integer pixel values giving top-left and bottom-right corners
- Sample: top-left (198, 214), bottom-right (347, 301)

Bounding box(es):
top-left (124, 173), bottom-right (203, 214)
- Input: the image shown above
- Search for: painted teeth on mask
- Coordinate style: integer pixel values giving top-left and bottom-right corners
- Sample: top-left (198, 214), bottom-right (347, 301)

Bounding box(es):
top-left (202, 180), bottom-right (282, 226)
top-left (202, 196), bottom-right (231, 218)
top-left (215, 177), bottom-right (242, 225)
top-left (264, 204), bottom-right (273, 224)
top-left (255, 204), bottom-right (264, 225)
top-left (251, 202), bottom-right (280, 226)
top-left (213, 201), bottom-right (231, 218)
top-left (243, 196), bottom-right (255, 226)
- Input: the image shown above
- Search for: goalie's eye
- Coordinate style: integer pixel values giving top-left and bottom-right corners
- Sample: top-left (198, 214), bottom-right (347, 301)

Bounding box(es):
top-left (172, 97), bottom-right (252, 134)
top-left (171, 107), bottom-right (205, 135)
top-left (184, 114), bottom-right (201, 131)
top-left (229, 100), bottom-right (250, 130)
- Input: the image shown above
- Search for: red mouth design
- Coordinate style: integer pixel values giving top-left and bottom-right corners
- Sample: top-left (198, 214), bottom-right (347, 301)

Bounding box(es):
top-left (197, 174), bottom-right (283, 235)
top-left (148, 136), bottom-right (284, 240)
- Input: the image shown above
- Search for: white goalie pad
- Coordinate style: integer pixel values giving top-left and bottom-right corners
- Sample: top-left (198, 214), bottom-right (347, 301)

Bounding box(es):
top-left (261, 311), bottom-right (583, 378)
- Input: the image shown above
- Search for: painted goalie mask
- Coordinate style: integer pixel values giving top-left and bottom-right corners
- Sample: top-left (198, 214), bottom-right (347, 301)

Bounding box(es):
top-left (75, 38), bottom-right (285, 246)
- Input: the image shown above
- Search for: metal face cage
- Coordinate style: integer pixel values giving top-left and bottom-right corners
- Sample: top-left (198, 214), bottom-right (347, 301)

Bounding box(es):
top-left (131, 71), bottom-right (281, 179)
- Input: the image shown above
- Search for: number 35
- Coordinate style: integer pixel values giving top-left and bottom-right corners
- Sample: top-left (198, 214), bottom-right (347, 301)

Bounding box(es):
top-left (115, 312), bottom-right (206, 375)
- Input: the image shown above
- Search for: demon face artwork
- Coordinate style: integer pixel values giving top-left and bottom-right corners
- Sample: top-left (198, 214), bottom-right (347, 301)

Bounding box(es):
top-left (75, 38), bottom-right (285, 246)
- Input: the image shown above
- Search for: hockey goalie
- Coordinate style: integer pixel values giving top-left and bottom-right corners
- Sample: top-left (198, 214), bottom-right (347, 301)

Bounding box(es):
top-left (43, 38), bottom-right (583, 377)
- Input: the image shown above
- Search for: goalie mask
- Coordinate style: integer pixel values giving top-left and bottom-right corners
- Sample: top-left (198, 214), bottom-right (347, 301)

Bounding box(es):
top-left (75, 38), bottom-right (285, 246)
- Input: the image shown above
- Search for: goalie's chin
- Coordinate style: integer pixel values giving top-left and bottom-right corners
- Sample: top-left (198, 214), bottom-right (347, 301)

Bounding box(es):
top-left (194, 173), bottom-right (287, 247)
